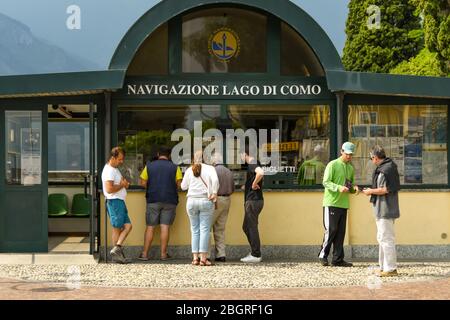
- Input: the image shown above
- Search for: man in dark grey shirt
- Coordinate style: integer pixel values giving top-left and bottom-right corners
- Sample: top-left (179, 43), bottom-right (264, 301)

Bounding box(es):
top-left (362, 145), bottom-right (400, 277)
top-left (210, 154), bottom-right (235, 262)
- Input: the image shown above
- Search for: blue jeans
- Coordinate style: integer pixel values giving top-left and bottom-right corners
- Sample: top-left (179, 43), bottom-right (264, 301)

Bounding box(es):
top-left (186, 198), bottom-right (214, 253)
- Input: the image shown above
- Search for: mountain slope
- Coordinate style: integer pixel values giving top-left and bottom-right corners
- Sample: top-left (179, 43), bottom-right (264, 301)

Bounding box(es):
top-left (0, 12), bottom-right (97, 75)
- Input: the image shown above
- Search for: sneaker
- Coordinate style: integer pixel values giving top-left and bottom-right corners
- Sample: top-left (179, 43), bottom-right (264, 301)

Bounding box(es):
top-left (331, 260), bottom-right (353, 267)
top-left (110, 246), bottom-right (126, 264)
top-left (379, 270), bottom-right (398, 277)
top-left (215, 256), bottom-right (226, 262)
top-left (319, 258), bottom-right (329, 266)
top-left (240, 254), bottom-right (262, 263)
top-left (119, 246), bottom-right (127, 258)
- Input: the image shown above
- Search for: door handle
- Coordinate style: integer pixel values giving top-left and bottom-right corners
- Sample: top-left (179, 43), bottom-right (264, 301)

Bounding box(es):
top-left (84, 175), bottom-right (88, 198)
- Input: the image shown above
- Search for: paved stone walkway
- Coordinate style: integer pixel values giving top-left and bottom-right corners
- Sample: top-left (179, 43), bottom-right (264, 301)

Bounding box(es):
top-left (1, 261), bottom-right (449, 289)
top-left (0, 277), bottom-right (449, 300)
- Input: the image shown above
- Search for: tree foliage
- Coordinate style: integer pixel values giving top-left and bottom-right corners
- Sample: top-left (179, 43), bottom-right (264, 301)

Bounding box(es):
top-left (390, 47), bottom-right (445, 76)
top-left (343, 0), bottom-right (423, 73)
top-left (412, 0), bottom-right (450, 73)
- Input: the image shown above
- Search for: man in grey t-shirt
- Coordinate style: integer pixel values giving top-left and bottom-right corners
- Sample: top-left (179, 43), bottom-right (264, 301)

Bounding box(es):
top-left (362, 145), bottom-right (400, 277)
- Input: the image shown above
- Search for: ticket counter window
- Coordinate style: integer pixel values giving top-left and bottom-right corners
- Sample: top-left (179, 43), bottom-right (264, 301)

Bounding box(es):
top-left (228, 105), bottom-right (330, 187)
top-left (117, 104), bottom-right (330, 188)
top-left (348, 105), bottom-right (448, 185)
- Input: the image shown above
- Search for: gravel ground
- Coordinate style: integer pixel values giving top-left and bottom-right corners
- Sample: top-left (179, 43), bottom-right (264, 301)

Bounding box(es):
top-left (0, 261), bottom-right (449, 289)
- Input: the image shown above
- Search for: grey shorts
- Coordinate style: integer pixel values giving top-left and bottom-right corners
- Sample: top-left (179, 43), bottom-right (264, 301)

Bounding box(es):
top-left (146, 202), bottom-right (177, 226)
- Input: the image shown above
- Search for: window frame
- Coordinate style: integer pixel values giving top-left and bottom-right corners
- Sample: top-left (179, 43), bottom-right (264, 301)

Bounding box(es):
top-left (166, 5), bottom-right (323, 76)
top-left (112, 98), bottom-right (337, 190)
top-left (344, 95), bottom-right (450, 189)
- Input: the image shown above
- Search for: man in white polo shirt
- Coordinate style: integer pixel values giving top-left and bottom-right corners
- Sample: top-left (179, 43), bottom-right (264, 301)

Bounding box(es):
top-left (102, 147), bottom-right (132, 263)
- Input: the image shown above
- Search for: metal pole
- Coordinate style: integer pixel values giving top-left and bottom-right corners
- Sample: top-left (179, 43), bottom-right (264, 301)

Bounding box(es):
top-left (89, 102), bottom-right (95, 255)
top-left (103, 92), bottom-right (112, 263)
top-left (336, 92), bottom-right (345, 151)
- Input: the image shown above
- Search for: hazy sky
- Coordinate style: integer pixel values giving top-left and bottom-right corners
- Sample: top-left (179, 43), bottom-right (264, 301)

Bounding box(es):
top-left (0, 0), bottom-right (349, 69)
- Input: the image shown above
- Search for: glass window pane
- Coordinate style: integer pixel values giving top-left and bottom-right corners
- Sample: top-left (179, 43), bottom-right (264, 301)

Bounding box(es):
top-left (118, 104), bottom-right (330, 189)
top-left (47, 104), bottom-right (96, 183)
top-left (228, 105), bottom-right (330, 188)
top-left (48, 121), bottom-right (89, 171)
top-left (5, 111), bottom-right (42, 186)
top-left (118, 105), bottom-right (222, 185)
top-left (348, 105), bottom-right (448, 185)
top-left (281, 22), bottom-right (324, 76)
top-left (182, 8), bottom-right (267, 73)
top-left (126, 23), bottom-right (168, 76)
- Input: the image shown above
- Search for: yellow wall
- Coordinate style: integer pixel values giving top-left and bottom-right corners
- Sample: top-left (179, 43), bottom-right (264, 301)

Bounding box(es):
top-left (100, 192), bottom-right (450, 246)
top-left (349, 192), bottom-right (450, 245)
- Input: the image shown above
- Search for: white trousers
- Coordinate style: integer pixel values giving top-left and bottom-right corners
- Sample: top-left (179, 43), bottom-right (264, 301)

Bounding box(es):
top-left (376, 218), bottom-right (397, 272)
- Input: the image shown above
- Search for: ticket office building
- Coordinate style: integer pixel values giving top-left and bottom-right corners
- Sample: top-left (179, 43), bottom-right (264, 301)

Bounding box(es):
top-left (0, 0), bottom-right (449, 258)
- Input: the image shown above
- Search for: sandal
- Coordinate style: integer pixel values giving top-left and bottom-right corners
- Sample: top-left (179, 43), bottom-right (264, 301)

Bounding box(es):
top-left (160, 253), bottom-right (172, 261)
top-left (137, 253), bottom-right (149, 261)
top-left (200, 259), bottom-right (213, 266)
top-left (191, 258), bottom-right (200, 266)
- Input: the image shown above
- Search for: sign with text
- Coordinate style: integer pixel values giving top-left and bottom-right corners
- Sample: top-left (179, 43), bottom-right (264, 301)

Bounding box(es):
top-left (121, 78), bottom-right (333, 100)
top-left (262, 141), bottom-right (300, 152)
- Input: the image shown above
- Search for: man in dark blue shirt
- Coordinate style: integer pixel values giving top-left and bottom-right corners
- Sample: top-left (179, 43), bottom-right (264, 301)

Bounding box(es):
top-left (138, 146), bottom-right (182, 261)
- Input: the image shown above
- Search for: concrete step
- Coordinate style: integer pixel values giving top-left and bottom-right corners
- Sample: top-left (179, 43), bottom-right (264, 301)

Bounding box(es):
top-left (0, 253), bottom-right (98, 265)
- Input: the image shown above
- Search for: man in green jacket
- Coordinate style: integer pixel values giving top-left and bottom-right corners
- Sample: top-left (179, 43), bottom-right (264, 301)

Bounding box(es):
top-left (297, 144), bottom-right (326, 186)
top-left (318, 142), bottom-right (359, 267)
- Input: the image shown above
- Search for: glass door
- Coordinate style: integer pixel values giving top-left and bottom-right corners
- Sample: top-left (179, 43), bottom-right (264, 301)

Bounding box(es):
top-left (0, 105), bottom-right (48, 252)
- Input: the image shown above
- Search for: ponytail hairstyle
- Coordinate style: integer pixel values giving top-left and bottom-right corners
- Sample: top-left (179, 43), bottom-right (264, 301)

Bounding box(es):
top-left (192, 150), bottom-right (203, 177)
top-left (110, 146), bottom-right (125, 159)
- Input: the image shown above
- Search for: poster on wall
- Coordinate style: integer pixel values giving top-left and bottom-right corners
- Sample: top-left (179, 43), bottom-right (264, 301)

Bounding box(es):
top-left (422, 151), bottom-right (448, 184)
top-left (389, 137), bottom-right (405, 158)
top-left (351, 125), bottom-right (368, 138)
top-left (21, 155), bottom-right (41, 185)
top-left (360, 111), bottom-right (378, 124)
top-left (422, 112), bottom-right (447, 151)
top-left (370, 125), bottom-right (386, 137)
top-left (387, 125), bottom-right (403, 137)
top-left (404, 157), bottom-right (422, 184)
top-left (404, 137), bottom-right (422, 158)
top-left (393, 157), bottom-right (405, 184)
top-left (20, 128), bottom-right (41, 186)
top-left (407, 116), bottom-right (424, 134)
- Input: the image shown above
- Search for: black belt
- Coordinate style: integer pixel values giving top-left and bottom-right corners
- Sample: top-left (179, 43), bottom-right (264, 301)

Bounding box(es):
top-left (218, 194), bottom-right (230, 197)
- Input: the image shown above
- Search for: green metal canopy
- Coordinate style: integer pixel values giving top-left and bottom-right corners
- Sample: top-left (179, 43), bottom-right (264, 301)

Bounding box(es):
top-left (0, 0), bottom-right (449, 100)
top-left (0, 70), bottom-right (125, 98)
top-left (0, 69), bottom-right (448, 100)
top-left (327, 71), bottom-right (450, 99)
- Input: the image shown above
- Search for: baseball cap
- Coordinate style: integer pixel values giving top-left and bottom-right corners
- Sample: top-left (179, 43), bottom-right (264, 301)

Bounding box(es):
top-left (341, 142), bottom-right (355, 154)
